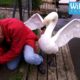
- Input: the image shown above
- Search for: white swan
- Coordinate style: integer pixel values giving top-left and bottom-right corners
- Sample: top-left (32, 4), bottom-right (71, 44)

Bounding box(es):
top-left (38, 12), bottom-right (80, 54)
top-left (38, 12), bottom-right (59, 54)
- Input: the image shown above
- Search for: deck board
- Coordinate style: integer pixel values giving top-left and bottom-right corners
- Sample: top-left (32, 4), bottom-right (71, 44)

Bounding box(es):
top-left (0, 45), bottom-right (78, 80)
top-left (28, 66), bottom-right (38, 80)
top-left (62, 45), bottom-right (77, 80)
top-left (61, 45), bottom-right (77, 80)
top-left (23, 44), bottom-right (78, 80)
top-left (56, 48), bottom-right (67, 80)
top-left (48, 55), bottom-right (57, 80)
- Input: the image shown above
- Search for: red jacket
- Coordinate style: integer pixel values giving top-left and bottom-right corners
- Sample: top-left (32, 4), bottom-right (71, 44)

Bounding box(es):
top-left (0, 18), bottom-right (38, 64)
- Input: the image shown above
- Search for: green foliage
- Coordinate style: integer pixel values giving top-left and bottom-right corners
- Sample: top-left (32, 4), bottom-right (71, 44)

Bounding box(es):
top-left (0, 0), bottom-right (43, 10)
top-left (32, 0), bottom-right (43, 10)
top-left (9, 73), bottom-right (23, 80)
top-left (9, 74), bottom-right (22, 80)
top-left (33, 29), bottom-right (39, 35)
top-left (0, 0), bottom-right (14, 7)
top-left (0, 15), bottom-right (5, 19)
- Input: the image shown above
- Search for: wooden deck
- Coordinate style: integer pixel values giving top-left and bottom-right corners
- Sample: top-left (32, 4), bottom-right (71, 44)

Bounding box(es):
top-left (0, 44), bottom-right (78, 80)
top-left (23, 44), bottom-right (78, 80)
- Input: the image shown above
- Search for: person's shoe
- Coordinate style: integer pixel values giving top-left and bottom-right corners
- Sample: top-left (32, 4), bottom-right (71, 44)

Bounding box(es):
top-left (38, 62), bottom-right (46, 74)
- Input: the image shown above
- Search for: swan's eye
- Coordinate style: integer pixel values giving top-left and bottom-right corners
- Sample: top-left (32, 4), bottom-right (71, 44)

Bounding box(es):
top-left (40, 26), bottom-right (46, 34)
top-left (41, 26), bottom-right (46, 30)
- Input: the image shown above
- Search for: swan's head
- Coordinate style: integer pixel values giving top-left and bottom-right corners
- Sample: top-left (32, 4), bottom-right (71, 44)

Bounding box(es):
top-left (43, 12), bottom-right (58, 26)
top-left (38, 35), bottom-right (59, 54)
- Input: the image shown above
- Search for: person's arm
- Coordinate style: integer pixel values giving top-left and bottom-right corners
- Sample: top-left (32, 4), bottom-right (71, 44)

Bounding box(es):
top-left (24, 45), bottom-right (35, 55)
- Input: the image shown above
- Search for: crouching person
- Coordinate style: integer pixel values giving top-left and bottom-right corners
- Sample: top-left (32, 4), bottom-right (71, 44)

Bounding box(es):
top-left (0, 14), bottom-right (45, 74)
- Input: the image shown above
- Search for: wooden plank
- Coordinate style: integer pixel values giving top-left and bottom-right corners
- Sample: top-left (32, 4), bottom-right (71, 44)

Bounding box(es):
top-left (38, 55), bottom-right (47, 80)
top-left (22, 44), bottom-right (77, 80)
top-left (56, 48), bottom-right (67, 80)
top-left (27, 65), bottom-right (38, 80)
top-left (22, 64), bottom-right (37, 80)
top-left (22, 64), bottom-right (30, 80)
top-left (61, 44), bottom-right (78, 80)
top-left (48, 55), bottom-right (57, 80)
top-left (38, 54), bottom-right (57, 80)
top-left (37, 71), bottom-right (47, 80)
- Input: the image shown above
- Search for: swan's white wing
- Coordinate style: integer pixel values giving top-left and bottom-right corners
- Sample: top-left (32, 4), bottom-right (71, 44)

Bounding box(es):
top-left (24, 13), bottom-right (44, 30)
top-left (53, 19), bottom-right (80, 47)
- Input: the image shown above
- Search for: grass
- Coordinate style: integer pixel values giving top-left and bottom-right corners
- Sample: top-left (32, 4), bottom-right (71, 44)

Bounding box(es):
top-left (0, 0), bottom-right (15, 7)
top-left (9, 73), bottom-right (23, 80)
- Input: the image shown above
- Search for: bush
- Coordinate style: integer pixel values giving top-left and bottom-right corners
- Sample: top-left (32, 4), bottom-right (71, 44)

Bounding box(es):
top-left (0, 15), bottom-right (6, 19)
top-left (0, 0), bottom-right (15, 7)
top-left (32, 0), bottom-right (42, 10)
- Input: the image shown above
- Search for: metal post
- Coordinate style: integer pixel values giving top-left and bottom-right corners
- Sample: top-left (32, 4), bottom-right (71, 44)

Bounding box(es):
top-left (29, 0), bottom-right (32, 12)
top-left (55, 0), bottom-right (59, 12)
top-left (12, 0), bottom-right (17, 18)
top-left (18, 0), bottom-right (23, 21)
top-left (55, 0), bottom-right (59, 8)
top-left (27, 0), bottom-right (32, 18)
top-left (27, 0), bottom-right (30, 18)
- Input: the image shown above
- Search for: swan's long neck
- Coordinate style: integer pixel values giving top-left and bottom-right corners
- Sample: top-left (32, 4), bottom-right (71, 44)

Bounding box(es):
top-left (42, 12), bottom-right (58, 38)
top-left (43, 21), bottom-right (57, 38)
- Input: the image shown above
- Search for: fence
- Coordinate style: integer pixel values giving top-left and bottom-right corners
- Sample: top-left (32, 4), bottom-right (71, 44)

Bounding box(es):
top-left (0, 0), bottom-right (31, 21)
top-left (0, 0), bottom-right (59, 20)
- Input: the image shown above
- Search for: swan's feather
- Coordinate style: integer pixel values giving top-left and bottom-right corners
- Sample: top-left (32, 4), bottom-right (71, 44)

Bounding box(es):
top-left (24, 13), bottom-right (44, 30)
top-left (38, 34), bottom-right (58, 54)
top-left (54, 19), bottom-right (80, 47)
